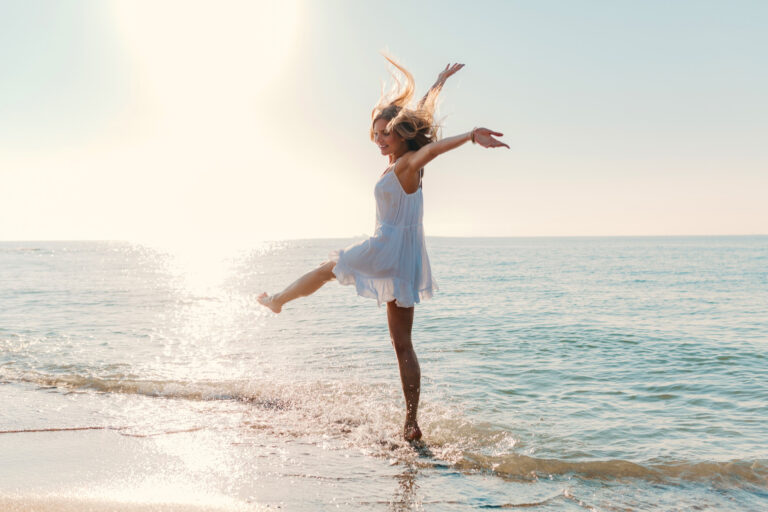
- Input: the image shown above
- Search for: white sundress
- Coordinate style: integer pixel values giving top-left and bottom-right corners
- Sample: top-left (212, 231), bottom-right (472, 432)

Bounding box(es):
top-left (330, 161), bottom-right (437, 308)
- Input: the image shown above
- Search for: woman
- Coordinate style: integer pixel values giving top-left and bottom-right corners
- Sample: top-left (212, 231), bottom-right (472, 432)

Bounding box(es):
top-left (258, 57), bottom-right (508, 441)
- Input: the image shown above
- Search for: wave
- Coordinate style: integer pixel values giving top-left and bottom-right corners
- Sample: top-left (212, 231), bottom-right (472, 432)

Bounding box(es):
top-left (456, 452), bottom-right (768, 487)
top-left (3, 367), bottom-right (766, 488)
top-left (0, 368), bottom-right (289, 408)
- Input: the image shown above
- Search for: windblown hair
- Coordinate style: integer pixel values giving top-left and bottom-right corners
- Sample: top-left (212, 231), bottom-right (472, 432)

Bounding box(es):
top-left (370, 55), bottom-right (440, 151)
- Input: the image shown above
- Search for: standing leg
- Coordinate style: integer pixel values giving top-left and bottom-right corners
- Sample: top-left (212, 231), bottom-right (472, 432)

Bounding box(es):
top-left (258, 261), bottom-right (336, 313)
top-left (386, 300), bottom-right (422, 441)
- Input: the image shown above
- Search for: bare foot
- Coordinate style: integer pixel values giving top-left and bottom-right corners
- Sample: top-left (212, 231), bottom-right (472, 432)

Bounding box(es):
top-left (257, 292), bottom-right (282, 314)
top-left (404, 421), bottom-right (422, 442)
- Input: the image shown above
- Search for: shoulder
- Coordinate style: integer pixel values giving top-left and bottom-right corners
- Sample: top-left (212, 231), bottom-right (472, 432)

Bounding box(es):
top-left (395, 151), bottom-right (423, 178)
top-left (394, 151), bottom-right (424, 193)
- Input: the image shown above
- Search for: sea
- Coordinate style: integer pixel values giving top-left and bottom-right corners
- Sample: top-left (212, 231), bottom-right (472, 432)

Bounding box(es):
top-left (1, 236), bottom-right (766, 511)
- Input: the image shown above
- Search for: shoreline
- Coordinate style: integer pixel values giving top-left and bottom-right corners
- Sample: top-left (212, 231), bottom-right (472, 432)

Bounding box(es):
top-left (0, 497), bottom-right (259, 512)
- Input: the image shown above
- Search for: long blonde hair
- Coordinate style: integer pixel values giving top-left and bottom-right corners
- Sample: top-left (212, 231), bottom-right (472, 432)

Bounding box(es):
top-left (370, 55), bottom-right (440, 151)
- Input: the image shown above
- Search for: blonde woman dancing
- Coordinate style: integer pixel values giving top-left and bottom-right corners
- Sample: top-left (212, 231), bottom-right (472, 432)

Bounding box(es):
top-left (259, 57), bottom-right (508, 441)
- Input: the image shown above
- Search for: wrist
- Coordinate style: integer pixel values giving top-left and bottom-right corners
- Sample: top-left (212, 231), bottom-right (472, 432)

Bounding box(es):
top-left (470, 128), bottom-right (477, 144)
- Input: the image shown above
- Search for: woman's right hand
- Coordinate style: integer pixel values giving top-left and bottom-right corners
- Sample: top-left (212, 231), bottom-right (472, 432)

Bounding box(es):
top-left (473, 128), bottom-right (509, 149)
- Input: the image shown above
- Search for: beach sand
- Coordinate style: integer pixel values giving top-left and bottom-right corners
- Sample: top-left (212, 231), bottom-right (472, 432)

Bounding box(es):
top-left (0, 428), bottom-right (264, 511)
top-left (0, 418), bottom-right (435, 511)
top-left (0, 497), bottom-right (256, 512)
top-left (0, 425), bottom-right (379, 511)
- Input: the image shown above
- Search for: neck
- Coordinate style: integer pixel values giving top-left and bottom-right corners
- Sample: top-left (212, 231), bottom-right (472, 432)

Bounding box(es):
top-left (389, 147), bottom-right (408, 164)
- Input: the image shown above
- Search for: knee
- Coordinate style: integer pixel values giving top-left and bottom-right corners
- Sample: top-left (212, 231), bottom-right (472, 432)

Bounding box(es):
top-left (390, 334), bottom-right (413, 356)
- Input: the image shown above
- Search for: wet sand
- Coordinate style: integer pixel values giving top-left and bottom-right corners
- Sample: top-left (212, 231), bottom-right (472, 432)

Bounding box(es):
top-left (0, 497), bottom-right (255, 512)
top-left (0, 429), bottom-right (259, 510)
top-left (0, 425), bottom-right (448, 511)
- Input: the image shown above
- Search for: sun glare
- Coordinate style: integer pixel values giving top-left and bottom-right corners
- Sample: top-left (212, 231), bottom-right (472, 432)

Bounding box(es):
top-left (109, 0), bottom-right (300, 126)
top-left (100, 1), bottom-right (304, 246)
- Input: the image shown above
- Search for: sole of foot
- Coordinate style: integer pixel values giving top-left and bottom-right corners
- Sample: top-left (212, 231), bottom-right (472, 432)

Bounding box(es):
top-left (257, 292), bottom-right (282, 314)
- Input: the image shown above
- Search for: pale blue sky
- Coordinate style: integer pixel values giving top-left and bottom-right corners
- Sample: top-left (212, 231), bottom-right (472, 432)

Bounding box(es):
top-left (1, 0), bottom-right (766, 242)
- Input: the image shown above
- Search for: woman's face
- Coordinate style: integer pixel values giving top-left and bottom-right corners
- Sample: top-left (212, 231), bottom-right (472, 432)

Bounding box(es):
top-left (372, 118), bottom-right (404, 157)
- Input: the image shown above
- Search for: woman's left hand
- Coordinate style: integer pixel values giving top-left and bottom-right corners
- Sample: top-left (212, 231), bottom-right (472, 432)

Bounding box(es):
top-left (436, 63), bottom-right (464, 86)
top-left (473, 128), bottom-right (510, 149)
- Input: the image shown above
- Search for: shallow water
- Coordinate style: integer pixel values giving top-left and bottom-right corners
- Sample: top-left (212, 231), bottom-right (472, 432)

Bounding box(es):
top-left (1, 237), bottom-right (767, 510)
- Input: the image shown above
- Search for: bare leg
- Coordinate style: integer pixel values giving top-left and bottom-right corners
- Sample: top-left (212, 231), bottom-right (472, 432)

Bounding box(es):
top-left (386, 300), bottom-right (422, 441)
top-left (258, 261), bottom-right (336, 313)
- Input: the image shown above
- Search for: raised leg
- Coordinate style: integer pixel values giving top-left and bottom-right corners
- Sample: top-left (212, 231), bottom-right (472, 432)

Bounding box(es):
top-left (386, 300), bottom-right (422, 441)
top-left (258, 261), bottom-right (336, 313)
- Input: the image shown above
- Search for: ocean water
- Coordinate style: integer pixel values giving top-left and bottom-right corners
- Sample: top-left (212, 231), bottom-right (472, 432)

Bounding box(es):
top-left (1, 236), bottom-right (766, 510)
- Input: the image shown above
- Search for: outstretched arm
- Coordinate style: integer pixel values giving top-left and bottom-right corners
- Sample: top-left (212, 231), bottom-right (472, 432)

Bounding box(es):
top-left (403, 127), bottom-right (509, 174)
top-left (418, 63), bottom-right (464, 108)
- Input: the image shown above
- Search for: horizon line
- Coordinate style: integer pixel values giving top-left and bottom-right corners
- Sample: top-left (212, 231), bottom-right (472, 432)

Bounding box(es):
top-left (1, 233), bottom-right (766, 244)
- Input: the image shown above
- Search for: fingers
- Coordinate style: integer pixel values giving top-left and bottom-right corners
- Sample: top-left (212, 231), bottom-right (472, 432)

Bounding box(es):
top-left (477, 136), bottom-right (510, 149)
top-left (490, 136), bottom-right (509, 148)
top-left (477, 128), bottom-right (502, 135)
top-left (474, 127), bottom-right (509, 148)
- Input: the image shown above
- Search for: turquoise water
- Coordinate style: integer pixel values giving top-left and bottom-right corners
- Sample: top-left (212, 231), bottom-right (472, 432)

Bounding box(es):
top-left (1, 237), bottom-right (767, 510)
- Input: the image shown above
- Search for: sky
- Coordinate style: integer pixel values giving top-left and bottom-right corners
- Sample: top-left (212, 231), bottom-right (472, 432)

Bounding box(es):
top-left (1, 0), bottom-right (766, 245)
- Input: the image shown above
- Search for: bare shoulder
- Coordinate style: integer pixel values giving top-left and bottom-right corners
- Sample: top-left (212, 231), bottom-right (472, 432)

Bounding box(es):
top-left (395, 151), bottom-right (421, 179)
top-left (394, 151), bottom-right (422, 194)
